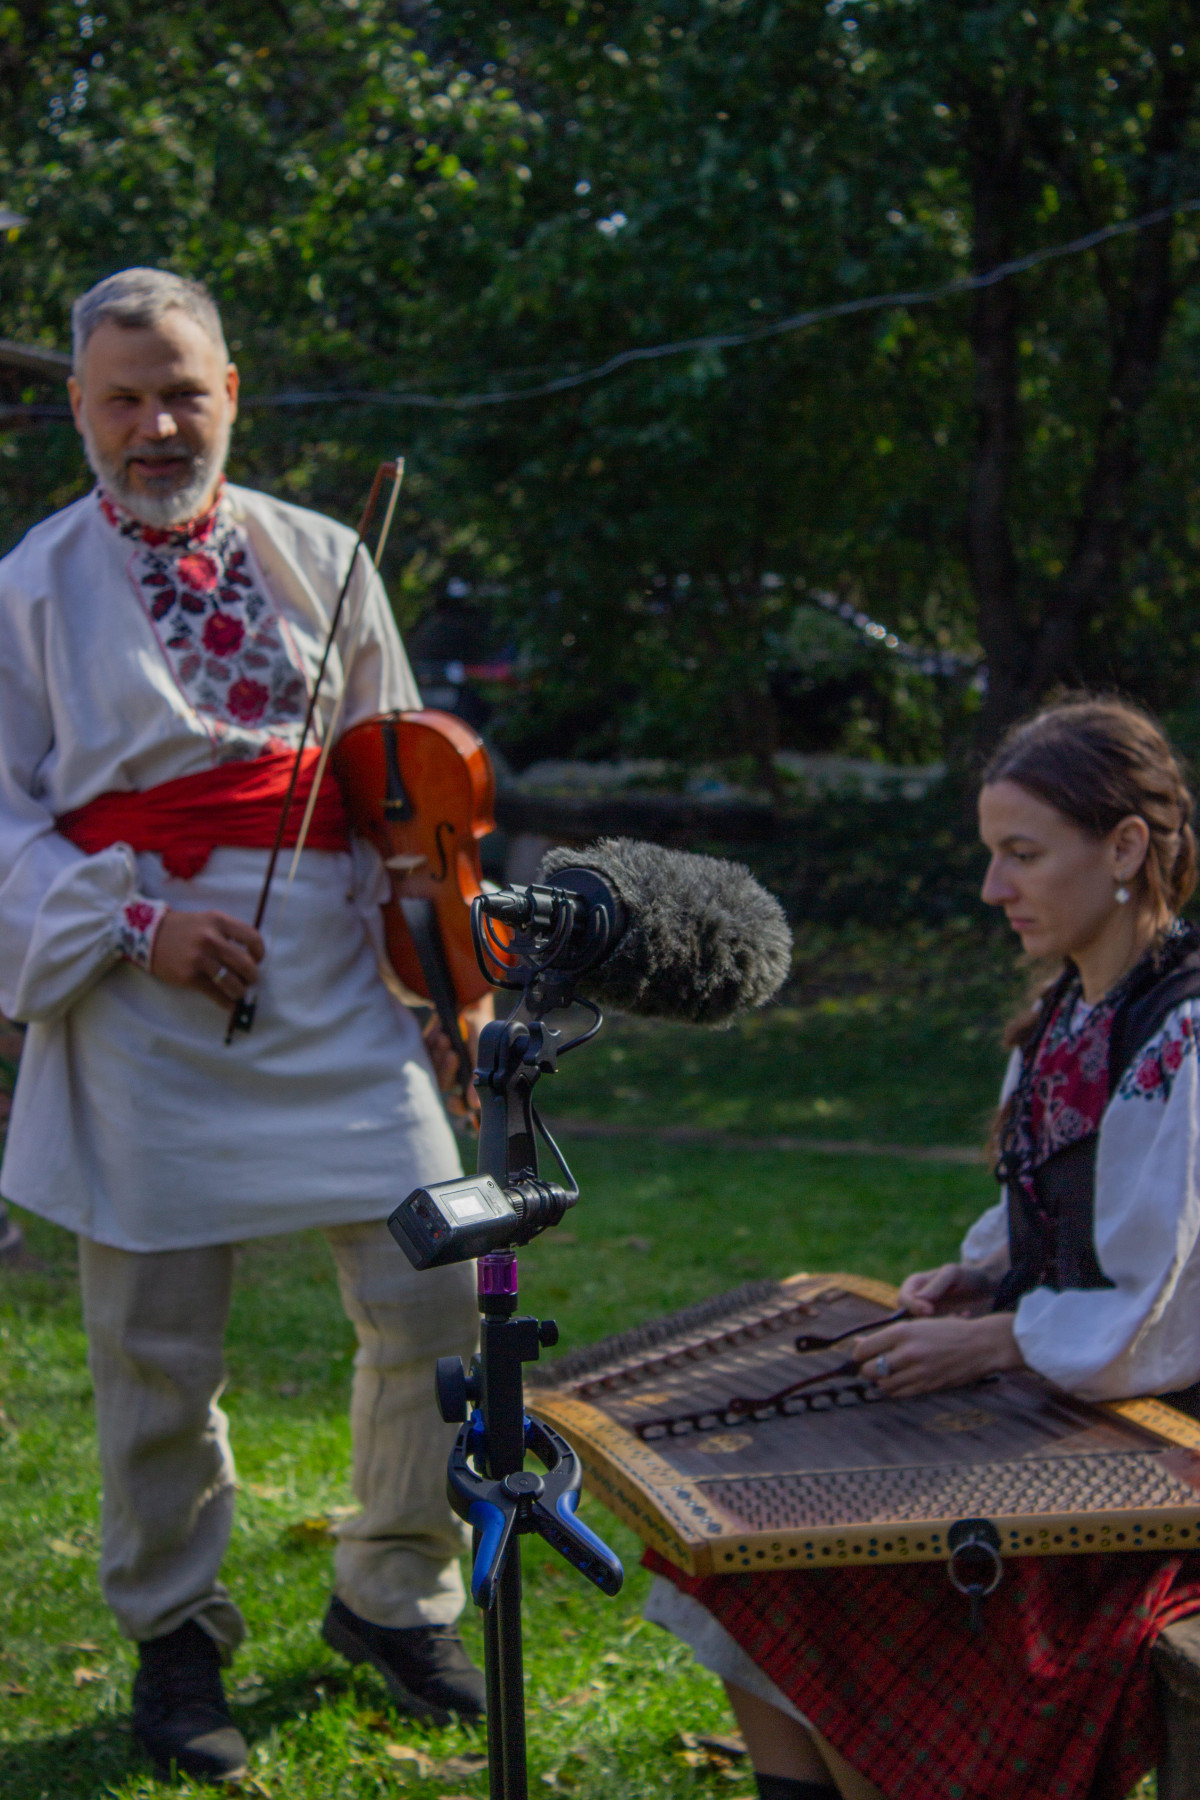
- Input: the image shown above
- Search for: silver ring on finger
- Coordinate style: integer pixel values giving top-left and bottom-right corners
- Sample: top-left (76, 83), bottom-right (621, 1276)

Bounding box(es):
top-left (214, 966), bottom-right (230, 988)
top-left (874, 1353), bottom-right (891, 1380)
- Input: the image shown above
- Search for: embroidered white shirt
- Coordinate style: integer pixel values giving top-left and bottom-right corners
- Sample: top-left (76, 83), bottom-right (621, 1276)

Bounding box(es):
top-left (0, 484), bottom-right (461, 1249)
top-left (961, 1011), bottom-right (1200, 1401)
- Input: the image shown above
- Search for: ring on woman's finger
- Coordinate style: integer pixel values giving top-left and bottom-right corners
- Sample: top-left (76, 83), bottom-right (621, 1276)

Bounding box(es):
top-left (214, 966), bottom-right (230, 988)
top-left (874, 1353), bottom-right (891, 1380)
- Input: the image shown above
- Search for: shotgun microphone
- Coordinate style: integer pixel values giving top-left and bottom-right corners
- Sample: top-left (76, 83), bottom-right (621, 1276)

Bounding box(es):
top-left (476, 836), bottom-right (792, 1025)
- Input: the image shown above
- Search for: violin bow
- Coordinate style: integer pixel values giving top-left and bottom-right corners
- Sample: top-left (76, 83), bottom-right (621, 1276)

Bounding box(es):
top-left (280, 458), bottom-right (405, 894)
top-left (223, 457), bottom-right (405, 1046)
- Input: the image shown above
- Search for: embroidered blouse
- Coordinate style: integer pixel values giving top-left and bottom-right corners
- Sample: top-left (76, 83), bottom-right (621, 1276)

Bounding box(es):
top-left (962, 976), bottom-right (1200, 1402)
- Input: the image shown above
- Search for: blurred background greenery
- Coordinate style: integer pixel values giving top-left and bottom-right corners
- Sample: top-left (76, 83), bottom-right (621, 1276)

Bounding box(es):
top-left (4, 1), bottom-right (1200, 782)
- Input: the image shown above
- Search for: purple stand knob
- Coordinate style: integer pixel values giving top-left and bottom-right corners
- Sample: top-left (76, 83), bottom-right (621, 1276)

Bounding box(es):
top-left (478, 1250), bottom-right (518, 1301)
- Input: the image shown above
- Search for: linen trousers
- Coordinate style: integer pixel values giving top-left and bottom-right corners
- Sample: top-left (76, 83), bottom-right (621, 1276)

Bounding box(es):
top-left (78, 1220), bottom-right (478, 1658)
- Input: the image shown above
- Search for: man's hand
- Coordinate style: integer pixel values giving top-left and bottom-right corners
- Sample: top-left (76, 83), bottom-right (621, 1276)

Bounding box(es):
top-left (424, 991), bottom-right (495, 1116)
top-left (150, 908), bottom-right (264, 1008)
top-left (897, 1261), bottom-right (995, 1316)
top-left (850, 1312), bottom-right (1023, 1400)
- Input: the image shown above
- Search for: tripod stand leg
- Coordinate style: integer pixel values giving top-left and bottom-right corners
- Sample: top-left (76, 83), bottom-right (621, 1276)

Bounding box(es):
top-left (496, 1543), bottom-right (528, 1800)
top-left (483, 1594), bottom-right (506, 1800)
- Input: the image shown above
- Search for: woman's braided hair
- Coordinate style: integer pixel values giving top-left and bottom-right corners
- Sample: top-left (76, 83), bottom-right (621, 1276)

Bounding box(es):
top-left (983, 693), bottom-right (1197, 1056)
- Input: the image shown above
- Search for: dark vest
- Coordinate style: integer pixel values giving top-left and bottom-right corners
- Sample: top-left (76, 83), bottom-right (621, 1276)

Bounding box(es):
top-left (994, 925), bottom-right (1200, 1312)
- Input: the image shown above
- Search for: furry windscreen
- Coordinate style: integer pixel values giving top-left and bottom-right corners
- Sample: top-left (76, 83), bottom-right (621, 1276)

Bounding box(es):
top-left (538, 837), bottom-right (792, 1025)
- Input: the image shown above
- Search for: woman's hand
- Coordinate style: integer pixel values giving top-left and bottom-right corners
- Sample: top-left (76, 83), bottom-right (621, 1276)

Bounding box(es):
top-left (850, 1313), bottom-right (1023, 1399)
top-left (898, 1261), bottom-right (995, 1317)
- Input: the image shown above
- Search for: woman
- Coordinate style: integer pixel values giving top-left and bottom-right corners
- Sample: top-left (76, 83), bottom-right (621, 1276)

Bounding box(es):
top-left (645, 695), bottom-right (1200, 1800)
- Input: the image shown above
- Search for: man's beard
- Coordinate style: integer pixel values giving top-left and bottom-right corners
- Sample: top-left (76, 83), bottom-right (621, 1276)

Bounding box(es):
top-left (82, 415), bottom-right (231, 528)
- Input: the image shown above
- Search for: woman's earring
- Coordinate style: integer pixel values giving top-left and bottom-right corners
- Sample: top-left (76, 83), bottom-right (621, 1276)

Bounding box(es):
top-left (1115, 883), bottom-right (1131, 905)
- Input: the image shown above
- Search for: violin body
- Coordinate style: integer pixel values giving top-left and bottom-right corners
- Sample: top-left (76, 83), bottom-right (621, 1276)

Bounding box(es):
top-left (332, 711), bottom-right (501, 1033)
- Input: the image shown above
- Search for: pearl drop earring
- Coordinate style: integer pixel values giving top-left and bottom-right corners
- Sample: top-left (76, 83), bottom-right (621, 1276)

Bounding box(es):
top-left (1115, 883), bottom-right (1131, 905)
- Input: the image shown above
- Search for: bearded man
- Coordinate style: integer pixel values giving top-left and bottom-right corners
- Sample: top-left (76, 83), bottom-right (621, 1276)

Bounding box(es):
top-left (0, 268), bottom-right (488, 1782)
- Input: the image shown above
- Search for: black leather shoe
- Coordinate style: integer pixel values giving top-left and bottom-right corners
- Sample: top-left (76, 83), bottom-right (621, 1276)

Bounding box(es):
top-left (132, 1619), bottom-right (248, 1783)
top-left (321, 1596), bottom-right (486, 1724)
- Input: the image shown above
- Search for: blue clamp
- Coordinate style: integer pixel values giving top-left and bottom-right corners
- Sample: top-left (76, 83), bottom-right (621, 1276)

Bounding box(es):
top-left (448, 1412), bottom-right (624, 1610)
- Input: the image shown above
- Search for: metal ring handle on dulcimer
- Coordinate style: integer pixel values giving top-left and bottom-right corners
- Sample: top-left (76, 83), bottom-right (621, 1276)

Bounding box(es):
top-left (332, 708), bottom-right (513, 1118)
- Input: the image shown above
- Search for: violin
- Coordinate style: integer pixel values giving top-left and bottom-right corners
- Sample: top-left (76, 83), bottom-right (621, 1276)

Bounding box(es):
top-left (224, 462), bottom-right (509, 1099)
top-left (332, 709), bottom-right (507, 1108)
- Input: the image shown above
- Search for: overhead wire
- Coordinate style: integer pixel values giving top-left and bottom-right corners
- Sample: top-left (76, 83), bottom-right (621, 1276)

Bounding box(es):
top-left (2, 194), bottom-right (1199, 424)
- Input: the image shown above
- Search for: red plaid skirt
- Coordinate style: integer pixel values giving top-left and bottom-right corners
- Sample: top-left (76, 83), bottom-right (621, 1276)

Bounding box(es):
top-left (645, 1546), bottom-right (1200, 1799)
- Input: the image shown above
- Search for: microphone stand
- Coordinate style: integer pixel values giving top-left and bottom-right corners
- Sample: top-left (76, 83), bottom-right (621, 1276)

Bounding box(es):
top-left (434, 999), bottom-right (623, 1800)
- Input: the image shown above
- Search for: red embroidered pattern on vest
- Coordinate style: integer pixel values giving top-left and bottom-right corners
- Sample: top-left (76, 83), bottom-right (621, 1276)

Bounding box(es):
top-left (99, 488), bottom-right (309, 760)
top-left (1027, 991), bottom-right (1117, 1160)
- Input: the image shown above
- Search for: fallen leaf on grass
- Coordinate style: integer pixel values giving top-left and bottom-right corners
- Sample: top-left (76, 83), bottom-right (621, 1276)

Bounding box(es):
top-left (73, 1666), bottom-right (104, 1687)
top-left (550, 1682), bottom-right (606, 1709)
top-left (48, 1538), bottom-right (83, 1558)
top-left (63, 1640), bottom-right (101, 1653)
top-left (676, 1729), bottom-right (748, 1774)
top-left (286, 1515), bottom-right (334, 1542)
top-left (385, 1744), bottom-right (433, 1775)
top-left (0, 1682), bottom-right (30, 1696)
top-left (245, 1483), bottom-right (284, 1500)
top-left (285, 1505), bottom-right (356, 1544)
top-left (681, 1731), bottom-right (747, 1759)
top-left (436, 1754), bottom-right (488, 1777)
top-left (599, 1651), bottom-right (623, 1666)
top-left (541, 1751), bottom-right (591, 1791)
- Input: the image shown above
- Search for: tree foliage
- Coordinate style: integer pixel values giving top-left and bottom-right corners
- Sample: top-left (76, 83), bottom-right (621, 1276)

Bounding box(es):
top-left (4, 1), bottom-right (1200, 768)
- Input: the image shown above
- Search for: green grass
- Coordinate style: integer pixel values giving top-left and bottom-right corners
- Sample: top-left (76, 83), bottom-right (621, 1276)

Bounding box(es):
top-left (546, 918), bottom-right (1017, 1147)
top-left (0, 924), bottom-right (1157, 1797)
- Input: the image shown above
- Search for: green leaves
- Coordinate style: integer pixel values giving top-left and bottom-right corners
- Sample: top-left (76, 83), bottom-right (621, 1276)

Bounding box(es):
top-left (5, 0), bottom-right (1200, 762)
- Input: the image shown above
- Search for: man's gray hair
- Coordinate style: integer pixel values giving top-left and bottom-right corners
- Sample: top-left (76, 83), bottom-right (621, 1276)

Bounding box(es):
top-left (71, 268), bottom-right (228, 374)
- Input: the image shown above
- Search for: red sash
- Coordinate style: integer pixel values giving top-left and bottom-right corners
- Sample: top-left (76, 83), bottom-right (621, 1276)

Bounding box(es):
top-left (56, 747), bottom-right (349, 880)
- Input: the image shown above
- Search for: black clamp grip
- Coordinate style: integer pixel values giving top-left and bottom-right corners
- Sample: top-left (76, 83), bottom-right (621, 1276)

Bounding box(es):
top-left (447, 1412), bottom-right (624, 1609)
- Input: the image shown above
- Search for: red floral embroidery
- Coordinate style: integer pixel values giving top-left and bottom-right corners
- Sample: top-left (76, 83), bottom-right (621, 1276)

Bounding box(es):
top-left (226, 677), bottom-right (269, 723)
top-left (1134, 1056), bottom-right (1161, 1093)
top-left (1118, 1013), bottom-right (1196, 1104)
top-left (99, 487), bottom-right (310, 757)
top-left (99, 488), bottom-right (220, 545)
top-left (1027, 995), bottom-right (1117, 1161)
top-left (116, 894), bottom-right (166, 970)
top-left (202, 611), bottom-right (244, 657)
top-left (177, 551), bottom-right (220, 592)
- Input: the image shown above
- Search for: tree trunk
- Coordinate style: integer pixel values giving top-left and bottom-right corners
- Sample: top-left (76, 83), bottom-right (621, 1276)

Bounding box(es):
top-left (968, 44), bottom-right (1200, 752)
top-left (965, 85), bottom-right (1028, 751)
top-left (1025, 52), bottom-right (1196, 700)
